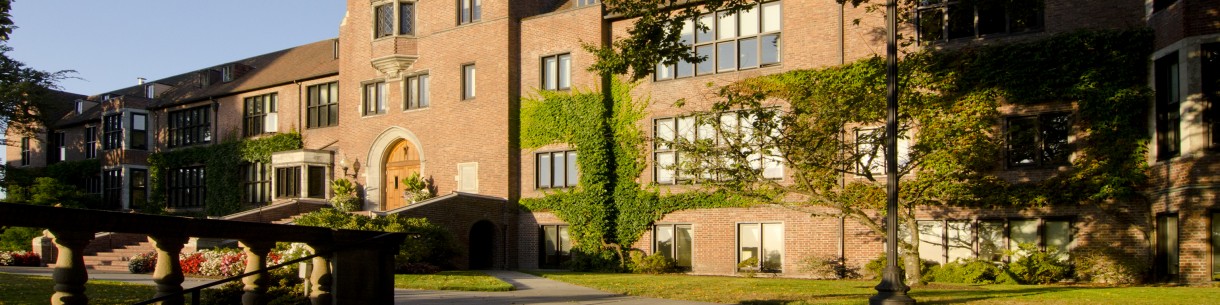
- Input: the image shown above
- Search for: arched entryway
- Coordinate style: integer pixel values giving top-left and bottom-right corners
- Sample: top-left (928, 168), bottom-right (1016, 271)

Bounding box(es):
top-left (469, 220), bottom-right (496, 269)
top-left (382, 140), bottom-right (421, 211)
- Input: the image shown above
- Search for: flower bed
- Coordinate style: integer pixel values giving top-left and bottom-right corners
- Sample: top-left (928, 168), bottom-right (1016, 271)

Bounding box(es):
top-left (0, 251), bottom-right (41, 266)
top-left (128, 248), bottom-right (285, 277)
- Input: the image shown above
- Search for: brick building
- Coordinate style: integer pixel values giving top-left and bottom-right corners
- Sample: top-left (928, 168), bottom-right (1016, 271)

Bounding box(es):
top-left (6, 0), bottom-right (1219, 283)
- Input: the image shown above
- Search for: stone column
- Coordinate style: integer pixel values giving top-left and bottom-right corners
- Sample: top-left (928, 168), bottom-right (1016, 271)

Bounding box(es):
top-left (307, 243), bottom-right (333, 305)
top-left (149, 234), bottom-right (189, 305)
top-left (48, 230), bottom-right (94, 305)
top-left (239, 240), bottom-right (274, 305)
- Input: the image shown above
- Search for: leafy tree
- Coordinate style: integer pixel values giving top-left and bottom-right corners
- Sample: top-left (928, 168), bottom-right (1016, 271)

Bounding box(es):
top-left (0, 0), bottom-right (73, 136)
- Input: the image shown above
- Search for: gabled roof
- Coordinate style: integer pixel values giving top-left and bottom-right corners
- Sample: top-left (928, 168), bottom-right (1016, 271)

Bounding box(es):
top-left (84, 38), bottom-right (340, 110)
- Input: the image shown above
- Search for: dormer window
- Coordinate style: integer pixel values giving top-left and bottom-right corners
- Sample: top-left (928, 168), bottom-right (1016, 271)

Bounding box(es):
top-left (76, 101), bottom-right (84, 114)
top-left (374, 1), bottom-right (415, 38)
top-left (145, 84), bottom-right (156, 98)
top-left (221, 65), bottom-right (234, 82)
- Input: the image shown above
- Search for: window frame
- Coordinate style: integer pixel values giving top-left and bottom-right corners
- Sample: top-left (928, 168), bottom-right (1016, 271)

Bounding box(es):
top-left (462, 63), bottom-right (477, 100)
top-left (737, 222), bottom-right (784, 273)
top-left (535, 150), bottom-right (579, 189)
top-left (653, 111), bottom-right (783, 184)
top-left (374, 1), bottom-right (416, 38)
top-left (918, 218), bottom-right (1074, 264)
top-left (363, 81), bottom-right (388, 116)
top-left (1003, 112), bottom-right (1071, 169)
top-left (916, 0), bottom-right (1045, 44)
top-left (166, 166), bottom-right (206, 209)
top-left (539, 224), bottom-right (572, 268)
top-left (19, 137), bottom-right (30, 166)
top-left (540, 53), bottom-right (572, 91)
top-left (306, 82), bottom-right (340, 129)
top-left (276, 166), bottom-right (303, 199)
top-left (242, 162), bottom-right (272, 205)
top-left (1155, 53), bottom-right (1182, 161)
top-left (655, 1), bottom-right (782, 81)
top-left (457, 0), bottom-right (481, 25)
top-left (84, 126), bottom-right (97, 159)
top-left (102, 169), bottom-right (122, 209)
top-left (1155, 213), bottom-right (1180, 280)
top-left (167, 106), bottom-right (211, 148)
top-left (243, 93), bottom-right (278, 137)
top-left (654, 223), bottom-right (693, 270)
top-left (130, 113), bottom-right (148, 151)
top-left (102, 114), bottom-right (122, 150)
top-left (404, 73), bottom-right (430, 110)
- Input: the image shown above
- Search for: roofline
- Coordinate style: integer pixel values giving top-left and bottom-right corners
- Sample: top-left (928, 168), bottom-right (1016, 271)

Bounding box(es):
top-left (147, 71), bottom-right (339, 111)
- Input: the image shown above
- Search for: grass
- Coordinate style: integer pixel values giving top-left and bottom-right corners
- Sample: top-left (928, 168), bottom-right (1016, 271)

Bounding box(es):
top-left (531, 271), bottom-right (1220, 304)
top-left (394, 270), bottom-right (515, 291)
top-left (0, 272), bottom-right (158, 305)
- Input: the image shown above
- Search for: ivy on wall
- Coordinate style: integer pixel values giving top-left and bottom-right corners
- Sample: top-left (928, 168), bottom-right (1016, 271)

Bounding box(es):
top-left (148, 132), bottom-right (302, 216)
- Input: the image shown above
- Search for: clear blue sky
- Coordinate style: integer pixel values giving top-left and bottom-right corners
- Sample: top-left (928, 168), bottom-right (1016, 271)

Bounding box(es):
top-left (7, 0), bottom-right (348, 95)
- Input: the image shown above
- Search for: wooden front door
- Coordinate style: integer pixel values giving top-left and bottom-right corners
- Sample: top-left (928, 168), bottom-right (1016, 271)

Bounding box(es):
top-left (382, 140), bottom-right (421, 211)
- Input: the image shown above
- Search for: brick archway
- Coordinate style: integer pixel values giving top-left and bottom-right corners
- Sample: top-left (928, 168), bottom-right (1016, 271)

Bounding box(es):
top-left (364, 127), bottom-right (426, 211)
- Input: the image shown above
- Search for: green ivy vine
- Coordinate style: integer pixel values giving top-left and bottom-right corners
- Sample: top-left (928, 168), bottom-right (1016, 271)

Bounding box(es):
top-left (148, 132), bottom-right (303, 216)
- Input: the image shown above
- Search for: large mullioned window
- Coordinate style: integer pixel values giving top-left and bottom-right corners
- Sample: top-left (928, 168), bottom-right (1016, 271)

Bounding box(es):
top-left (374, 2), bottom-right (416, 37)
top-left (656, 1), bottom-right (781, 81)
top-left (1005, 113), bottom-right (1070, 168)
top-left (917, 0), bottom-right (1044, 44)
top-left (168, 106), bottom-right (211, 148)
top-left (307, 82), bottom-right (340, 128)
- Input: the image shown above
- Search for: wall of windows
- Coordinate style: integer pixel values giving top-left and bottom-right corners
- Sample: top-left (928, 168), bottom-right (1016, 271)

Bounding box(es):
top-left (655, 1), bottom-right (781, 80)
top-left (912, 218), bottom-right (1073, 265)
top-left (536, 150), bottom-right (578, 189)
top-left (917, 0), bottom-right (1043, 44)
top-left (653, 111), bottom-right (783, 184)
top-left (168, 106), bottom-right (211, 148)
top-left (167, 166), bottom-right (206, 208)
top-left (654, 224), bottom-right (693, 270)
top-left (307, 82), bottom-right (340, 128)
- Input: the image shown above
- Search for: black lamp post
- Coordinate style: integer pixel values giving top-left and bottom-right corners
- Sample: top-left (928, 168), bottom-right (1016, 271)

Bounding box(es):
top-left (869, 0), bottom-right (916, 304)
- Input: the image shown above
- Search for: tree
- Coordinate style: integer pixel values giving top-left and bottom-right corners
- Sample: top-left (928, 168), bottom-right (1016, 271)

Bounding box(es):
top-left (0, 0), bottom-right (73, 136)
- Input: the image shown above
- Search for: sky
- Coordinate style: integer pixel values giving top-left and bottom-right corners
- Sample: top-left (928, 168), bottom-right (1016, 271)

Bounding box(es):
top-left (7, 0), bottom-right (348, 95)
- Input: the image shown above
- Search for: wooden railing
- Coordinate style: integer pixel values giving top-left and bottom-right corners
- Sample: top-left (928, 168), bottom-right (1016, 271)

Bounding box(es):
top-left (0, 203), bottom-right (407, 305)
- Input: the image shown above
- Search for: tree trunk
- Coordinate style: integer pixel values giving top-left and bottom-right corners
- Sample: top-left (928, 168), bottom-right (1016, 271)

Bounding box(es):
top-left (902, 216), bottom-right (922, 286)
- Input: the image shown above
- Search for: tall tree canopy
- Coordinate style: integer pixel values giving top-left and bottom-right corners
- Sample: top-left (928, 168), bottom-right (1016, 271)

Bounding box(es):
top-left (0, 0), bottom-right (73, 136)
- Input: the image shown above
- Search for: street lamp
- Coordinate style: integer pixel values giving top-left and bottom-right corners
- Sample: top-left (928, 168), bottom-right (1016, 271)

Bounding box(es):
top-left (870, 0), bottom-right (916, 304)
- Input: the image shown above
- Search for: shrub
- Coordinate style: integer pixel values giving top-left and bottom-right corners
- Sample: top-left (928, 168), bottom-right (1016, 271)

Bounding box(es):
top-left (1071, 247), bottom-right (1148, 285)
top-left (628, 251), bottom-right (677, 274)
top-left (329, 178), bottom-right (361, 212)
top-left (396, 262), bottom-right (441, 274)
top-left (294, 208), bottom-right (457, 271)
top-left (925, 259), bottom-right (1014, 284)
top-left (126, 248), bottom-right (286, 277)
top-left (128, 251), bottom-right (157, 274)
top-left (864, 252), bottom-right (935, 282)
top-left (201, 268), bottom-right (307, 305)
top-left (0, 227), bottom-right (44, 251)
top-left (400, 172), bottom-right (434, 203)
top-left (1005, 243), bottom-right (1072, 284)
top-left (565, 248), bottom-right (625, 272)
top-left (0, 250), bottom-right (41, 266)
top-left (737, 257), bottom-right (760, 278)
top-left (798, 255), bottom-right (860, 279)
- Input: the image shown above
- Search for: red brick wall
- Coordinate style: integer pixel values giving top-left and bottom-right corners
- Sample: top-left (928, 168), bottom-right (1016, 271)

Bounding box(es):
top-left (389, 194), bottom-right (516, 269)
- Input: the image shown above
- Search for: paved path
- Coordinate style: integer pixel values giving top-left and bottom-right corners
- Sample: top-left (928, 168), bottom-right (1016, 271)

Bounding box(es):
top-left (395, 270), bottom-right (723, 305)
top-left (0, 266), bottom-right (215, 288)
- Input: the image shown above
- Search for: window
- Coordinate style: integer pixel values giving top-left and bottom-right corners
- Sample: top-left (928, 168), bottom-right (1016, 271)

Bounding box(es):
top-left (103, 114), bottom-right (122, 150)
top-left (242, 163), bottom-right (271, 205)
top-left (307, 166), bottom-right (327, 198)
top-left (541, 54), bottom-right (571, 90)
top-left (130, 169), bottom-right (147, 210)
top-left (221, 65), bottom-right (234, 82)
top-left (536, 150), bottom-right (578, 189)
top-left (168, 107), bottom-right (210, 148)
top-left (103, 169), bottom-right (122, 209)
top-left (84, 127), bottom-right (97, 159)
top-left (655, 1), bottom-right (781, 81)
top-left (84, 173), bottom-right (102, 195)
top-left (1203, 44), bottom-right (1219, 149)
top-left (276, 166), bottom-right (302, 198)
top-left (577, 0), bottom-right (598, 6)
top-left (1154, 0), bottom-right (1178, 12)
top-left (462, 64), bottom-right (476, 100)
top-left (1156, 54), bottom-right (1181, 160)
top-left (457, 162), bottom-right (479, 193)
top-left (539, 224), bottom-right (571, 268)
top-left (19, 137), bottom-right (30, 166)
top-left (363, 81), bottom-right (387, 116)
top-left (917, 0), bottom-right (1043, 44)
top-left (244, 93), bottom-right (278, 137)
top-left (654, 224), bottom-right (693, 270)
top-left (922, 218), bottom-right (1072, 264)
top-left (1156, 213), bottom-right (1179, 280)
top-left (145, 84), bottom-right (155, 98)
top-left (1005, 113), bottom-right (1070, 168)
top-left (374, 1), bottom-right (417, 38)
top-left (131, 113), bottom-right (147, 150)
top-left (653, 112), bottom-right (783, 184)
top-left (307, 82), bottom-right (340, 128)
top-left (50, 132), bottom-right (65, 163)
top-left (167, 166), bottom-right (206, 208)
top-left (375, 4), bottom-right (394, 38)
top-left (855, 127), bottom-right (912, 175)
top-left (458, 0), bottom-right (481, 25)
top-left (1211, 212), bottom-right (1220, 281)
top-left (738, 223), bottom-right (783, 273)
top-left (405, 74), bottom-right (430, 110)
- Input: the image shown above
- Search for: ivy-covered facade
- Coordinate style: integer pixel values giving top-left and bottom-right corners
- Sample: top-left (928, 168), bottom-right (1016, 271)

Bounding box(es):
top-left (6, 0), bottom-right (1219, 284)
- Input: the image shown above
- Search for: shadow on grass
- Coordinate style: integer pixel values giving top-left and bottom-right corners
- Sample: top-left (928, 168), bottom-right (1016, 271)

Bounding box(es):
top-left (737, 285), bottom-right (1094, 305)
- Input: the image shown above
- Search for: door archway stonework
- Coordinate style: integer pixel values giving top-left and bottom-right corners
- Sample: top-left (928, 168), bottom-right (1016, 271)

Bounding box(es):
top-left (364, 127), bottom-right (426, 211)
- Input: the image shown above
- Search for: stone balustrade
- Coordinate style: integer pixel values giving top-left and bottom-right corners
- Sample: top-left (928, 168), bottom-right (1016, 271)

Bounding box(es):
top-left (0, 203), bottom-right (406, 305)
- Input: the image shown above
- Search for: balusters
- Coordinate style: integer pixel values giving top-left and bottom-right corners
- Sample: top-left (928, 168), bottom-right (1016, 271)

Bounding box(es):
top-left (48, 230), bottom-right (94, 305)
top-left (239, 240), bottom-right (275, 305)
top-left (307, 243), bottom-right (333, 305)
top-left (149, 234), bottom-right (189, 305)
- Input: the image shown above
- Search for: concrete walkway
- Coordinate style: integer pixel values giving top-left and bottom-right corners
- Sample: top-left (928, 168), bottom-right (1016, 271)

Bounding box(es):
top-left (395, 270), bottom-right (723, 305)
top-left (0, 266), bottom-right (215, 288)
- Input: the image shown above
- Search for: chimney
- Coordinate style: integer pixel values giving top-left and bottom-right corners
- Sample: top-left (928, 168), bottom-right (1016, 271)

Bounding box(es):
top-left (137, 77), bottom-right (146, 85)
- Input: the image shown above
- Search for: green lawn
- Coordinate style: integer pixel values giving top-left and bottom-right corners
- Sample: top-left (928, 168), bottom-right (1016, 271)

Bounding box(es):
top-left (395, 271), bottom-right (515, 291)
top-left (0, 272), bottom-right (158, 305)
top-left (532, 271), bottom-right (1220, 304)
